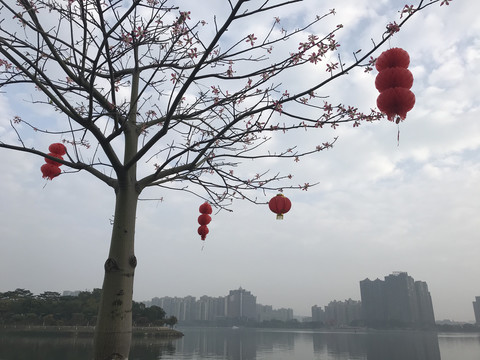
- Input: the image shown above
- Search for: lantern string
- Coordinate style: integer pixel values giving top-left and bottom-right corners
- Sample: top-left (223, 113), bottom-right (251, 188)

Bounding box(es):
top-left (397, 122), bottom-right (400, 146)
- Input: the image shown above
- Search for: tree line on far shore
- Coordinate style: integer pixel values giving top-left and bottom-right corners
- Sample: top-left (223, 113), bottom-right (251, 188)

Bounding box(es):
top-left (0, 289), bottom-right (177, 328)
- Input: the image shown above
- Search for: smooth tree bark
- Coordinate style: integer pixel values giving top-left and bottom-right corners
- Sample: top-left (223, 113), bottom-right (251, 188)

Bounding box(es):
top-left (0, 0), bottom-right (449, 358)
top-left (94, 69), bottom-right (141, 357)
top-left (94, 180), bottom-right (138, 358)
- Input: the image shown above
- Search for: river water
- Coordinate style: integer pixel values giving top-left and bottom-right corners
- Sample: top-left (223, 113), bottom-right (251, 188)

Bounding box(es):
top-left (1, 327), bottom-right (479, 359)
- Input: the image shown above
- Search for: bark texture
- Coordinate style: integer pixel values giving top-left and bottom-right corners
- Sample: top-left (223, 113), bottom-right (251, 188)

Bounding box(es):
top-left (93, 182), bottom-right (139, 360)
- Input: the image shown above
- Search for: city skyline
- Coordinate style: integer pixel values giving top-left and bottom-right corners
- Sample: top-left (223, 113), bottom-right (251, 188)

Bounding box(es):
top-left (142, 287), bottom-right (294, 322)
top-left (57, 281), bottom-right (477, 323)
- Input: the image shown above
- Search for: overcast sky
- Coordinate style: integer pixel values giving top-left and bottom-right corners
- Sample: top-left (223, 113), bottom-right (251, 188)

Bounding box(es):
top-left (1, 0), bottom-right (479, 322)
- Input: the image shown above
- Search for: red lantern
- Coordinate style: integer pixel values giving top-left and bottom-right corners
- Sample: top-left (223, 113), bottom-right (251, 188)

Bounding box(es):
top-left (41, 163), bottom-right (61, 180)
top-left (377, 88), bottom-right (415, 121)
top-left (40, 143), bottom-right (67, 181)
top-left (197, 202), bottom-right (213, 241)
top-left (198, 214), bottom-right (212, 226)
top-left (48, 143), bottom-right (67, 156)
top-left (375, 47), bottom-right (415, 122)
top-left (268, 194), bottom-right (292, 220)
top-left (199, 202), bottom-right (212, 214)
top-left (375, 47), bottom-right (410, 71)
top-left (375, 67), bottom-right (413, 93)
top-left (44, 153), bottom-right (63, 166)
top-left (198, 225), bottom-right (209, 241)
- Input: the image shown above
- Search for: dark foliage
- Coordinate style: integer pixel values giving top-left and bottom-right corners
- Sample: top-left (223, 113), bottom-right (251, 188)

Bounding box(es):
top-left (0, 288), bottom-right (167, 327)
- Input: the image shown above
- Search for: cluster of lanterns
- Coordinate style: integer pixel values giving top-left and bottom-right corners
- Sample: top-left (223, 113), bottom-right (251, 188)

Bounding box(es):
top-left (192, 50), bottom-right (418, 240)
top-left (193, 50), bottom-right (418, 237)
top-left (375, 47), bottom-right (415, 122)
top-left (40, 143), bottom-right (67, 180)
top-left (197, 202), bottom-right (212, 241)
top-left (195, 194), bottom-right (292, 241)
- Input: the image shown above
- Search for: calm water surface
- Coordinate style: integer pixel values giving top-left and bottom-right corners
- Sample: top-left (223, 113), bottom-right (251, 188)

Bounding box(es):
top-left (1, 327), bottom-right (479, 360)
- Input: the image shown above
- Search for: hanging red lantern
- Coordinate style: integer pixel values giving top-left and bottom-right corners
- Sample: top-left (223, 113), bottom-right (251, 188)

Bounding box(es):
top-left (41, 163), bottom-right (61, 180)
top-left (40, 143), bottom-right (67, 181)
top-left (44, 153), bottom-right (64, 166)
top-left (375, 47), bottom-right (415, 122)
top-left (198, 225), bottom-right (209, 241)
top-left (268, 193), bottom-right (292, 220)
top-left (199, 202), bottom-right (212, 215)
top-left (377, 87), bottom-right (415, 121)
top-left (375, 47), bottom-right (410, 71)
top-left (198, 214), bottom-right (212, 226)
top-left (197, 202), bottom-right (213, 241)
top-left (48, 143), bottom-right (67, 156)
top-left (375, 67), bottom-right (413, 93)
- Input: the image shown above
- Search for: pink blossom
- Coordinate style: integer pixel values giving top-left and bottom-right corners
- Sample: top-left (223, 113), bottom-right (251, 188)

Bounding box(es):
top-left (246, 34), bottom-right (257, 46)
top-left (189, 48), bottom-right (198, 58)
top-left (290, 53), bottom-right (302, 64)
top-left (309, 52), bottom-right (322, 64)
top-left (386, 22), bottom-right (400, 34)
top-left (226, 64), bottom-right (234, 77)
top-left (273, 101), bottom-right (283, 114)
top-left (300, 183), bottom-right (309, 191)
top-left (400, 5), bottom-right (415, 18)
top-left (326, 62), bottom-right (339, 73)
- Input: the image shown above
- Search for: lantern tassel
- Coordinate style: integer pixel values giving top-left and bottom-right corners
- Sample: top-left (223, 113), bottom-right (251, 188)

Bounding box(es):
top-left (397, 122), bottom-right (400, 146)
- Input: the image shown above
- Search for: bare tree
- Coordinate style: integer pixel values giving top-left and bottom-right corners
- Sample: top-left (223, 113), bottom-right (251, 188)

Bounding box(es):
top-left (0, 0), bottom-right (448, 358)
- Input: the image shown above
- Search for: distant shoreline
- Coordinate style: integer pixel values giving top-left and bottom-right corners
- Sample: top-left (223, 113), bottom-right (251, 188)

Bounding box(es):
top-left (0, 325), bottom-right (183, 338)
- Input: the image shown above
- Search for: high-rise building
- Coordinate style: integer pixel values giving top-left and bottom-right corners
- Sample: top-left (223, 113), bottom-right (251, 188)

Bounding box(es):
top-left (383, 272), bottom-right (419, 324)
top-left (150, 296), bottom-right (198, 321)
top-left (311, 305), bottom-right (325, 322)
top-left (226, 287), bottom-right (256, 320)
top-left (415, 281), bottom-right (436, 326)
top-left (147, 288), bottom-right (291, 323)
top-left (473, 296), bottom-right (480, 325)
top-left (256, 304), bottom-right (293, 322)
top-left (360, 272), bottom-right (435, 328)
top-left (196, 295), bottom-right (227, 321)
top-left (322, 299), bottom-right (362, 326)
top-left (359, 278), bottom-right (385, 323)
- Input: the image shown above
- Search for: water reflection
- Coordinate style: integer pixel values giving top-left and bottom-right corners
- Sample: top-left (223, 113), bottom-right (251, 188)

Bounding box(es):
top-left (174, 327), bottom-right (260, 359)
top-left (0, 333), bottom-right (93, 360)
top-left (365, 331), bottom-right (441, 360)
top-left (312, 330), bottom-right (441, 360)
top-left (0, 333), bottom-right (176, 360)
top-left (0, 328), bottom-right (449, 360)
top-left (129, 337), bottom-right (176, 360)
top-left (175, 328), bottom-right (442, 360)
top-left (312, 331), bottom-right (365, 358)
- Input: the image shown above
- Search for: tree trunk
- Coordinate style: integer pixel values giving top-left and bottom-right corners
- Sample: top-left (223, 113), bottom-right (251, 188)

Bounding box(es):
top-left (93, 181), bottom-right (139, 360)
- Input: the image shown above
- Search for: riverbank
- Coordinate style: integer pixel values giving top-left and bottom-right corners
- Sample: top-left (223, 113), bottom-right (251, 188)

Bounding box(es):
top-left (0, 325), bottom-right (183, 338)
